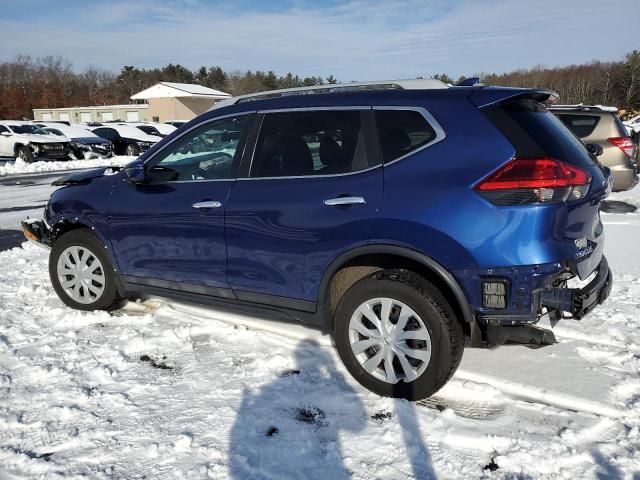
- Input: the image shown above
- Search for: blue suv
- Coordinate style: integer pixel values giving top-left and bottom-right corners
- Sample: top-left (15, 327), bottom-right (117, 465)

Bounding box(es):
top-left (23, 80), bottom-right (613, 400)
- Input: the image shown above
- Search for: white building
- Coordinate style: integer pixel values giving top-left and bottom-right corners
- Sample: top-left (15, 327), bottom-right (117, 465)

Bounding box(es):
top-left (33, 82), bottom-right (231, 124)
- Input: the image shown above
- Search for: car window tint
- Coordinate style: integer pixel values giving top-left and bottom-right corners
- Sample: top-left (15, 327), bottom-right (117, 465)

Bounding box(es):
top-left (147, 115), bottom-right (251, 183)
top-left (555, 114), bottom-right (600, 138)
top-left (0, 125), bottom-right (8, 134)
top-left (375, 110), bottom-right (438, 163)
top-left (251, 110), bottom-right (372, 178)
top-left (94, 128), bottom-right (116, 140)
top-left (484, 100), bottom-right (595, 168)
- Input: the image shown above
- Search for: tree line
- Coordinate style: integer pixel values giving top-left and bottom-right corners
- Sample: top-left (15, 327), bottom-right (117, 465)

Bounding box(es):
top-left (435, 50), bottom-right (640, 115)
top-left (0, 50), bottom-right (638, 120)
top-left (0, 57), bottom-right (336, 120)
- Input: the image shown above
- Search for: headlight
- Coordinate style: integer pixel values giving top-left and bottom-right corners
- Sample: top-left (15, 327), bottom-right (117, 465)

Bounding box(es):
top-left (71, 141), bottom-right (86, 149)
top-left (136, 141), bottom-right (151, 148)
top-left (29, 143), bottom-right (41, 154)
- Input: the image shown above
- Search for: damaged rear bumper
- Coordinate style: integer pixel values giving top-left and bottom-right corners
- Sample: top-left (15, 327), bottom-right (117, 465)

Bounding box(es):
top-left (475, 256), bottom-right (612, 348)
top-left (21, 219), bottom-right (52, 248)
top-left (540, 256), bottom-right (612, 320)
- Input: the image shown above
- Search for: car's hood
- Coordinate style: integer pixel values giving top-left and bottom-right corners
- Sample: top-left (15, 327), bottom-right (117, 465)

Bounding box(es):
top-left (15, 134), bottom-right (68, 143)
top-left (51, 166), bottom-right (122, 186)
top-left (121, 133), bottom-right (161, 143)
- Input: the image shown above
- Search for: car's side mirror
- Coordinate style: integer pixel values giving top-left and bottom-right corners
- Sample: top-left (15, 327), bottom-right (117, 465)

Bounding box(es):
top-left (124, 161), bottom-right (146, 184)
top-left (586, 143), bottom-right (603, 157)
top-left (0, 132), bottom-right (12, 137)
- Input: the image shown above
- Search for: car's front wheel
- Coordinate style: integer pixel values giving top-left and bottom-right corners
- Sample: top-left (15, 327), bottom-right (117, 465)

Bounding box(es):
top-left (333, 269), bottom-right (464, 400)
top-left (126, 144), bottom-right (140, 156)
top-left (16, 146), bottom-right (34, 163)
top-left (49, 230), bottom-right (123, 311)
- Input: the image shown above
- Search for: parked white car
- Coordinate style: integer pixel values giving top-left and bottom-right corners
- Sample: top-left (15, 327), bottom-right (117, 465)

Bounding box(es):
top-left (37, 123), bottom-right (114, 159)
top-left (0, 121), bottom-right (71, 162)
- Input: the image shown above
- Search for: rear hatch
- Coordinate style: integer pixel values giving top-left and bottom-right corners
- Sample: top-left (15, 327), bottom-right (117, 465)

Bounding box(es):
top-left (478, 94), bottom-right (610, 279)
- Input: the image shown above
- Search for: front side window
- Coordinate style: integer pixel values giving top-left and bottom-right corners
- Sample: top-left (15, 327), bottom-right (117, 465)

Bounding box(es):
top-left (0, 125), bottom-right (9, 134)
top-left (147, 115), bottom-right (251, 182)
top-left (251, 110), bottom-right (373, 178)
top-left (94, 128), bottom-right (117, 140)
top-left (375, 110), bottom-right (438, 163)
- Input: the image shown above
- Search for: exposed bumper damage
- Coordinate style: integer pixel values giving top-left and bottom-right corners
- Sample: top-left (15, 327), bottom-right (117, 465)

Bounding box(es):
top-left (21, 219), bottom-right (52, 248)
top-left (474, 256), bottom-right (612, 348)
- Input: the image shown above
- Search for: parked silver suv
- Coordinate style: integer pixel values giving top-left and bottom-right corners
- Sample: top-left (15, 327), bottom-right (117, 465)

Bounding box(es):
top-left (550, 105), bottom-right (638, 191)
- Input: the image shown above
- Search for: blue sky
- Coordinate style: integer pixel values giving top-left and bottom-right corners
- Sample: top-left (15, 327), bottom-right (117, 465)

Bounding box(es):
top-left (0, 0), bottom-right (636, 80)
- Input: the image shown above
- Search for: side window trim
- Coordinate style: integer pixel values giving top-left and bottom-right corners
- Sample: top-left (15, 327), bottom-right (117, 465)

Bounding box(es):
top-left (241, 106), bottom-right (380, 181)
top-left (372, 106), bottom-right (446, 165)
top-left (142, 111), bottom-right (257, 183)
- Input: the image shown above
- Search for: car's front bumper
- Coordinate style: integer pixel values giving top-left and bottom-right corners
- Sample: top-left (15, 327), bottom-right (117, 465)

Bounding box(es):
top-left (21, 219), bottom-right (52, 248)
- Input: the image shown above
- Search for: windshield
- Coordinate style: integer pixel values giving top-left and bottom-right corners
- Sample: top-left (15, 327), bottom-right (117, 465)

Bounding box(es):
top-left (10, 124), bottom-right (49, 135)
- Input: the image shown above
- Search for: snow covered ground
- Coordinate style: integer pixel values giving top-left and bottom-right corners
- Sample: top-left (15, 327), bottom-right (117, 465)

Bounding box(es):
top-left (0, 156), bottom-right (134, 177)
top-left (0, 178), bottom-right (639, 479)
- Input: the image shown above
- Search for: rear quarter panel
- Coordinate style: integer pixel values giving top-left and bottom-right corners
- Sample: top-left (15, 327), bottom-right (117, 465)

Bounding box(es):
top-left (371, 96), bottom-right (599, 272)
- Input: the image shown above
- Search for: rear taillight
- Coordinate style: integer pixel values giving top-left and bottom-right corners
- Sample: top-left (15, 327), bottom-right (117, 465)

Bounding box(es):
top-left (607, 136), bottom-right (635, 158)
top-left (475, 157), bottom-right (592, 206)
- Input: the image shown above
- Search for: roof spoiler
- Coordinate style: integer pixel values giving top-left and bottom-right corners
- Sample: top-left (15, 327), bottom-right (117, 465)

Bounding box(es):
top-left (469, 87), bottom-right (559, 108)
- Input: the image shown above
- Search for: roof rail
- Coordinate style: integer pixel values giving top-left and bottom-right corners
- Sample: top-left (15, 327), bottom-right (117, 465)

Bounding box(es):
top-left (209, 78), bottom-right (449, 110)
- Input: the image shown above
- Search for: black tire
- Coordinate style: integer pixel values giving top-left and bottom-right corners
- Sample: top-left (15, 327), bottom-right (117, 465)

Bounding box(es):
top-left (16, 146), bottom-right (34, 163)
top-left (333, 269), bottom-right (464, 400)
top-left (49, 229), bottom-right (124, 311)
top-left (125, 144), bottom-right (140, 156)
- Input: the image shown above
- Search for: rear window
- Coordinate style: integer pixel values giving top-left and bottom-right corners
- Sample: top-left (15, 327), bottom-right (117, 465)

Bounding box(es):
top-left (554, 114), bottom-right (600, 138)
top-left (483, 99), bottom-right (595, 168)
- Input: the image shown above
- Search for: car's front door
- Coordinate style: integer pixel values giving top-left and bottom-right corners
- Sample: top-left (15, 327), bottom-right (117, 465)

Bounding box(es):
top-left (0, 125), bottom-right (13, 156)
top-left (93, 128), bottom-right (123, 154)
top-left (108, 113), bottom-right (254, 292)
top-left (225, 108), bottom-right (383, 305)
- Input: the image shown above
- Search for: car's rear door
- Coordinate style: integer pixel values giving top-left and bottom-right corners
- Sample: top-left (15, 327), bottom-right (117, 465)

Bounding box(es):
top-left (107, 113), bottom-right (254, 292)
top-left (224, 108), bottom-right (383, 306)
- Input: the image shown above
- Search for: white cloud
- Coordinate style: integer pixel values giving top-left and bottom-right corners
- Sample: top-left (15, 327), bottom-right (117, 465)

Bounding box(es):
top-left (0, 0), bottom-right (636, 80)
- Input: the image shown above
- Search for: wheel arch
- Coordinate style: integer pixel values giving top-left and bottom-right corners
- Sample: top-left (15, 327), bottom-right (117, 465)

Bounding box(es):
top-left (13, 143), bottom-right (27, 155)
top-left (49, 218), bottom-right (127, 297)
top-left (319, 244), bottom-right (474, 335)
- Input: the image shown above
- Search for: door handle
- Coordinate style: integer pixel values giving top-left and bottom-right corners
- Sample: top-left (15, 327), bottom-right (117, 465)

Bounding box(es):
top-left (324, 196), bottom-right (366, 206)
top-left (192, 201), bottom-right (222, 209)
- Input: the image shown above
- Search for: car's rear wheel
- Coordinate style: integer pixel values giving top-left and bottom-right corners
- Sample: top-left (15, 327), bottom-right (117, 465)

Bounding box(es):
top-left (16, 146), bottom-right (34, 163)
top-left (126, 144), bottom-right (140, 156)
top-left (333, 269), bottom-right (464, 400)
top-left (49, 229), bottom-right (123, 311)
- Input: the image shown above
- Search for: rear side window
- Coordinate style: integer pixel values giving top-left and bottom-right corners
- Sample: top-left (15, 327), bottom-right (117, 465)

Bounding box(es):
top-left (483, 99), bottom-right (595, 168)
top-left (375, 110), bottom-right (437, 163)
top-left (251, 110), bottom-right (374, 178)
top-left (555, 114), bottom-right (600, 138)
